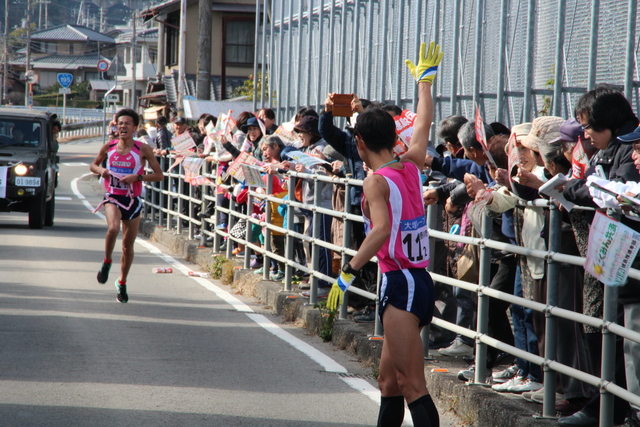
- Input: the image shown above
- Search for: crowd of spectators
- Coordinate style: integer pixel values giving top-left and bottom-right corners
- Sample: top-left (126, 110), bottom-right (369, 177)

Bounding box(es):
top-left (123, 84), bottom-right (640, 425)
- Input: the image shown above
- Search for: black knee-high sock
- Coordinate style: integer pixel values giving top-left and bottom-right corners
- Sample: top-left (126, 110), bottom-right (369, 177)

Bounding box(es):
top-left (408, 394), bottom-right (439, 427)
top-left (377, 395), bottom-right (405, 427)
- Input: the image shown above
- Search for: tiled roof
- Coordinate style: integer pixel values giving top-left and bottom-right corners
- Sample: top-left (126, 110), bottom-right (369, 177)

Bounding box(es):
top-left (31, 24), bottom-right (115, 43)
top-left (11, 55), bottom-right (109, 71)
top-left (115, 28), bottom-right (158, 43)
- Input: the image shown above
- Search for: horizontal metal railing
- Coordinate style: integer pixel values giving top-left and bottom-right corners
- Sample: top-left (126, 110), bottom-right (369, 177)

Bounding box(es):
top-left (140, 156), bottom-right (640, 426)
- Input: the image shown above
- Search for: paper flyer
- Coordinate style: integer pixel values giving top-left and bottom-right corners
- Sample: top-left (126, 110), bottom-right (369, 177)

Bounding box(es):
top-left (275, 124), bottom-right (297, 144)
top-left (474, 104), bottom-right (496, 167)
top-left (225, 151), bottom-right (261, 182)
top-left (171, 132), bottom-right (196, 152)
top-left (241, 164), bottom-right (266, 188)
top-left (538, 173), bottom-right (575, 211)
top-left (286, 150), bottom-right (330, 167)
top-left (570, 137), bottom-right (589, 179)
top-left (182, 157), bottom-right (205, 182)
top-left (585, 211), bottom-right (640, 286)
top-left (394, 109), bottom-right (417, 146)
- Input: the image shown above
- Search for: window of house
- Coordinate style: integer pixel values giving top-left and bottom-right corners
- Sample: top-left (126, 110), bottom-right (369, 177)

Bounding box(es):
top-left (165, 12), bottom-right (179, 66)
top-left (148, 46), bottom-right (157, 64)
top-left (224, 19), bottom-right (255, 65)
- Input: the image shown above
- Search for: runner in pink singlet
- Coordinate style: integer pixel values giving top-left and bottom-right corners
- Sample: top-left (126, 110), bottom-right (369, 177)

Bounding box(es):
top-left (90, 108), bottom-right (164, 303)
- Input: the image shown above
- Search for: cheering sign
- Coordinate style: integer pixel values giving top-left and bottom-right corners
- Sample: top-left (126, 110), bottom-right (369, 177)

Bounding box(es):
top-left (474, 104), bottom-right (496, 167)
top-left (394, 110), bottom-right (416, 145)
top-left (171, 132), bottom-right (196, 153)
top-left (183, 156), bottom-right (205, 182)
top-left (242, 164), bottom-right (266, 188)
top-left (225, 151), bottom-right (260, 182)
top-left (585, 211), bottom-right (640, 286)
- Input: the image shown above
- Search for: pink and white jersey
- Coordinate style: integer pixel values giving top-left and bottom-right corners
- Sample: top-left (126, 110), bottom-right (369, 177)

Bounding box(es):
top-left (103, 140), bottom-right (144, 197)
top-left (362, 161), bottom-right (429, 273)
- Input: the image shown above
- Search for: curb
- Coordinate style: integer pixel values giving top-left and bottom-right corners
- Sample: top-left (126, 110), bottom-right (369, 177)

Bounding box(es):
top-left (139, 219), bottom-right (558, 427)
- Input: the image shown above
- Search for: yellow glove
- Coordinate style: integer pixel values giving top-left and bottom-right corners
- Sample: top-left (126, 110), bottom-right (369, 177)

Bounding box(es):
top-left (326, 270), bottom-right (355, 311)
top-left (405, 41), bottom-right (444, 84)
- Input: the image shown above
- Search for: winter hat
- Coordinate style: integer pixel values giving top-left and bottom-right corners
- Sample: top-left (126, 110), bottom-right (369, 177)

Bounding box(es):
top-left (521, 116), bottom-right (564, 152)
top-left (240, 116), bottom-right (261, 133)
top-left (549, 118), bottom-right (585, 144)
top-left (293, 116), bottom-right (321, 138)
top-left (504, 123), bottom-right (531, 154)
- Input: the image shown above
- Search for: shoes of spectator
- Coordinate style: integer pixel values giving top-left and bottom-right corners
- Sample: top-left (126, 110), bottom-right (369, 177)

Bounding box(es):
top-left (558, 411), bottom-right (598, 426)
top-left (206, 236), bottom-right (213, 243)
top-left (495, 352), bottom-right (516, 366)
top-left (300, 287), bottom-right (331, 298)
top-left (291, 275), bottom-right (303, 285)
top-left (232, 247), bottom-right (242, 255)
top-left (354, 307), bottom-right (375, 323)
top-left (438, 338), bottom-right (474, 357)
top-left (507, 378), bottom-right (543, 393)
top-left (492, 364), bottom-right (520, 383)
top-left (457, 365), bottom-right (492, 383)
top-left (270, 270), bottom-right (285, 281)
top-left (250, 258), bottom-right (262, 269)
top-left (491, 376), bottom-right (525, 392)
top-left (556, 398), bottom-right (591, 416)
top-left (297, 281), bottom-right (310, 290)
top-left (216, 223), bottom-right (227, 229)
top-left (353, 306), bottom-right (373, 317)
top-left (254, 267), bottom-right (265, 275)
top-left (526, 389), bottom-right (564, 404)
top-left (194, 233), bottom-right (202, 239)
top-left (429, 339), bottom-right (452, 350)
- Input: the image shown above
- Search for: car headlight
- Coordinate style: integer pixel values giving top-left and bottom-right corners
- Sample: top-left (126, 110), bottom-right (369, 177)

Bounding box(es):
top-left (14, 164), bottom-right (28, 176)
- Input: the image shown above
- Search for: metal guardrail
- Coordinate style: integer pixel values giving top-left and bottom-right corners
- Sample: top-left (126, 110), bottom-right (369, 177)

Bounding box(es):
top-left (139, 156), bottom-right (640, 426)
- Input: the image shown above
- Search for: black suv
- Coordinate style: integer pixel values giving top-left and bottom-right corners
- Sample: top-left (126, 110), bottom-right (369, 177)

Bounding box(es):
top-left (0, 108), bottom-right (59, 229)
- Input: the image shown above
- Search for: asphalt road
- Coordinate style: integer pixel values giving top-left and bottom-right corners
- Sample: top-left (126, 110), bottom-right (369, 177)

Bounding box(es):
top-left (0, 137), bottom-right (463, 427)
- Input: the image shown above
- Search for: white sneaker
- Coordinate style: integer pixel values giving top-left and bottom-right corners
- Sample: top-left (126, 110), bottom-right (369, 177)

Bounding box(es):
top-left (492, 364), bottom-right (519, 383)
top-left (457, 365), bottom-right (492, 383)
top-left (491, 376), bottom-right (525, 392)
top-left (438, 339), bottom-right (474, 357)
top-left (528, 389), bottom-right (565, 404)
top-left (508, 378), bottom-right (543, 393)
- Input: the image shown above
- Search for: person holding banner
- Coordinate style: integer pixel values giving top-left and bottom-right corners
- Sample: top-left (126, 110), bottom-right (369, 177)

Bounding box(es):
top-left (90, 108), bottom-right (164, 303)
top-left (557, 86), bottom-right (640, 426)
top-left (326, 41), bottom-right (443, 427)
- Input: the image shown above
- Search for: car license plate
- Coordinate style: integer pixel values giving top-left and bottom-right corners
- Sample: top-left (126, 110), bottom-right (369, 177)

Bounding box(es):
top-left (15, 177), bottom-right (41, 187)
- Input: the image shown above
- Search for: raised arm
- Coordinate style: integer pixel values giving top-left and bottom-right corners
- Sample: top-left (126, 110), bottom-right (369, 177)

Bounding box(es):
top-left (401, 41), bottom-right (443, 168)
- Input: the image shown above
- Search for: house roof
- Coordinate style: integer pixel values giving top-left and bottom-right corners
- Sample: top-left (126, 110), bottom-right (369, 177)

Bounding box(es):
top-left (115, 28), bottom-right (158, 43)
top-left (30, 24), bottom-right (115, 44)
top-left (11, 54), bottom-right (110, 71)
top-left (141, 0), bottom-right (258, 21)
top-left (89, 79), bottom-right (123, 91)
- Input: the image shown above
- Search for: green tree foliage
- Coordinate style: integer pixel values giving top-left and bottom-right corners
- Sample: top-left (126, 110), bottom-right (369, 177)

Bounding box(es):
top-left (230, 72), bottom-right (274, 101)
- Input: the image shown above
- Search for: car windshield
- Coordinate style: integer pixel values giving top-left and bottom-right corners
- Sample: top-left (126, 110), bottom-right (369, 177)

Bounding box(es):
top-left (0, 119), bottom-right (42, 148)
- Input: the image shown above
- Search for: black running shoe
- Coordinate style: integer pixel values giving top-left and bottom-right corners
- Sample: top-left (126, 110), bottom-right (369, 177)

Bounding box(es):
top-left (97, 262), bottom-right (111, 284)
top-left (115, 280), bottom-right (128, 303)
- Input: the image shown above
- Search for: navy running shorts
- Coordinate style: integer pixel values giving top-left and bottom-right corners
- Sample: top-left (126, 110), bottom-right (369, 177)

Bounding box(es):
top-left (378, 268), bottom-right (435, 327)
top-left (104, 194), bottom-right (143, 221)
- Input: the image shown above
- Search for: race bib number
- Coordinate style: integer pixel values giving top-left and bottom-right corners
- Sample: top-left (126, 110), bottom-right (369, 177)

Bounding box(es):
top-left (109, 174), bottom-right (127, 190)
top-left (400, 215), bottom-right (429, 262)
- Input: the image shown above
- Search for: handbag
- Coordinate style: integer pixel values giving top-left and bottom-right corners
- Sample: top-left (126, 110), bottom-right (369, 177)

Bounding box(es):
top-left (456, 242), bottom-right (479, 283)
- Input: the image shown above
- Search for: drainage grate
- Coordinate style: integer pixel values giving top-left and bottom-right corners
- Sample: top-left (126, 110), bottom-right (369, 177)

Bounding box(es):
top-left (321, 371), bottom-right (376, 381)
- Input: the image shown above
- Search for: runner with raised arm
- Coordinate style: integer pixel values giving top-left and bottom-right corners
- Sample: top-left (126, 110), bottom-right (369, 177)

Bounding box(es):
top-left (90, 108), bottom-right (164, 303)
top-left (327, 42), bottom-right (443, 426)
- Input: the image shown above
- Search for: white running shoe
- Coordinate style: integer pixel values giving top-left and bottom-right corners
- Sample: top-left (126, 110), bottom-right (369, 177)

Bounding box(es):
top-left (492, 364), bottom-right (519, 383)
top-left (491, 376), bottom-right (525, 392)
top-left (438, 338), bottom-right (474, 357)
top-left (508, 378), bottom-right (543, 393)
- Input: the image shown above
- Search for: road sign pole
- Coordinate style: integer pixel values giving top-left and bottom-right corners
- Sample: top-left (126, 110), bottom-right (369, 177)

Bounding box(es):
top-left (62, 93), bottom-right (67, 125)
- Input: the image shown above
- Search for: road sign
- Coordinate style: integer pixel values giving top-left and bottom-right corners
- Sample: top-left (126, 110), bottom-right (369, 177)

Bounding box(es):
top-left (106, 94), bottom-right (120, 103)
top-left (57, 73), bottom-right (73, 88)
top-left (59, 87), bottom-right (71, 94)
top-left (97, 60), bottom-right (110, 72)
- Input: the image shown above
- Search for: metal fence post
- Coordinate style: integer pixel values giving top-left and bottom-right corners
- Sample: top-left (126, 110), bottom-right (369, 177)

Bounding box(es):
top-left (339, 180), bottom-right (351, 320)
top-left (599, 284), bottom-right (619, 427)
top-left (159, 156), bottom-right (166, 226)
top-left (284, 175), bottom-right (296, 292)
top-left (423, 202), bottom-right (438, 358)
top-left (226, 195), bottom-right (237, 260)
top-left (308, 176), bottom-right (322, 305)
top-left (244, 185), bottom-right (253, 270)
top-left (263, 177), bottom-right (273, 280)
top-left (522, 0), bottom-right (536, 121)
top-left (474, 211), bottom-right (492, 385)
top-left (552, 0), bottom-right (566, 117)
top-left (542, 204), bottom-right (561, 417)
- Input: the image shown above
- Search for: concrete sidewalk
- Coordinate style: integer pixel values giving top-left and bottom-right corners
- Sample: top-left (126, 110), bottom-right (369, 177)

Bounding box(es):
top-left (140, 219), bottom-right (559, 427)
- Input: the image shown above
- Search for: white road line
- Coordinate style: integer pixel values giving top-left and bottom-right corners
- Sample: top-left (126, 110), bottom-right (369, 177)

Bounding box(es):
top-left (61, 162), bottom-right (90, 166)
top-left (55, 196), bottom-right (72, 200)
top-left (68, 171), bottom-right (391, 412)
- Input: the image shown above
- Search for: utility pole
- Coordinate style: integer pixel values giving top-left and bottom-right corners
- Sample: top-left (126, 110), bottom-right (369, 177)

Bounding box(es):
top-left (38, 0), bottom-right (42, 30)
top-left (131, 10), bottom-right (137, 110)
top-left (196, 0), bottom-right (211, 100)
top-left (3, 0), bottom-right (8, 104)
top-left (177, 0), bottom-right (186, 116)
top-left (100, 7), bottom-right (104, 33)
top-left (25, 0), bottom-right (32, 107)
top-left (44, 0), bottom-right (48, 28)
